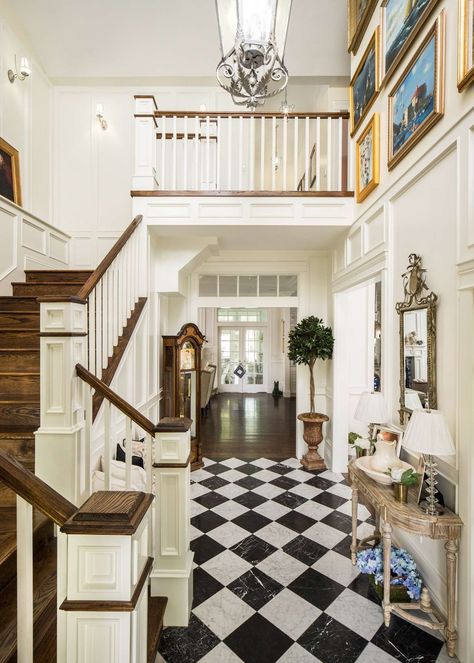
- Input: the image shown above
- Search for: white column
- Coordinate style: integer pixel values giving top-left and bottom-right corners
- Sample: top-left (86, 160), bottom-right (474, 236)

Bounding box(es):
top-left (150, 420), bottom-right (193, 626)
top-left (132, 96), bottom-right (158, 190)
top-left (35, 298), bottom-right (88, 506)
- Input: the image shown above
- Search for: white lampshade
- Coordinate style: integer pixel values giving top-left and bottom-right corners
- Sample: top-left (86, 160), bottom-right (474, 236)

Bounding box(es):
top-left (19, 57), bottom-right (31, 77)
top-left (404, 391), bottom-right (423, 411)
top-left (402, 409), bottom-right (456, 457)
top-left (354, 391), bottom-right (387, 424)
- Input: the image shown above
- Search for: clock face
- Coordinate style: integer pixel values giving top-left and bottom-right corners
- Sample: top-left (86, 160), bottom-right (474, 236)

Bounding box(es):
top-left (180, 341), bottom-right (195, 371)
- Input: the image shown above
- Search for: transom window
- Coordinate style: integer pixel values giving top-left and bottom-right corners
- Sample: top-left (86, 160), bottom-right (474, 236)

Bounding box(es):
top-left (198, 274), bottom-right (298, 297)
top-left (217, 308), bottom-right (267, 322)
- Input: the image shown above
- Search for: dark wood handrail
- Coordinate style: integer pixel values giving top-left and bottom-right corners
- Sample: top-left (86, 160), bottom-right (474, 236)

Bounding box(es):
top-left (154, 111), bottom-right (350, 120)
top-left (77, 215), bottom-right (143, 300)
top-left (0, 450), bottom-right (76, 526)
top-left (76, 364), bottom-right (192, 434)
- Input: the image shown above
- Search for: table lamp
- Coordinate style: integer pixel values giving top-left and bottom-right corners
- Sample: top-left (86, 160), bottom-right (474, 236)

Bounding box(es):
top-left (402, 409), bottom-right (456, 516)
top-left (354, 391), bottom-right (388, 441)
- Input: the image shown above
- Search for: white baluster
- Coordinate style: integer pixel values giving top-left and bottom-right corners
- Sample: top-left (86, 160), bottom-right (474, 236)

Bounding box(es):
top-left (16, 496), bottom-right (33, 663)
top-left (145, 433), bottom-right (153, 494)
top-left (85, 384), bottom-right (93, 497)
top-left (316, 117), bottom-right (321, 192)
top-left (194, 115), bottom-right (200, 190)
top-left (305, 116), bottom-right (310, 192)
top-left (271, 116), bottom-right (276, 191)
top-left (102, 276), bottom-right (108, 370)
top-left (216, 116), bottom-right (221, 191)
top-left (183, 115), bottom-right (188, 190)
top-left (327, 118), bottom-right (332, 192)
top-left (96, 282), bottom-right (102, 379)
top-left (172, 115), bottom-right (177, 190)
top-left (206, 115), bottom-right (210, 191)
top-left (338, 116), bottom-right (343, 192)
top-left (260, 116), bottom-right (265, 190)
top-left (161, 115), bottom-right (166, 190)
top-left (293, 117), bottom-right (298, 191)
top-left (104, 400), bottom-right (111, 491)
top-left (249, 115), bottom-right (255, 191)
top-left (88, 290), bottom-right (95, 374)
top-left (238, 116), bottom-right (243, 190)
top-left (348, 120), bottom-right (354, 192)
top-left (108, 265), bottom-right (114, 358)
top-left (227, 116), bottom-right (232, 189)
top-left (283, 115), bottom-right (288, 192)
top-left (125, 417), bottom-right (132, 490)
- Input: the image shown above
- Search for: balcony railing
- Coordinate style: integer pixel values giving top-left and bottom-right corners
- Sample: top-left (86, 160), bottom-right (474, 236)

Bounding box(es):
top-left (132, 98), bottom-right (353, 196)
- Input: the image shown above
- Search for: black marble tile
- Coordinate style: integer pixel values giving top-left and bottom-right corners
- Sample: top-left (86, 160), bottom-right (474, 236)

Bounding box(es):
top-left (272, 491), bottom-right (307, 509)
top-left (320, 510), bottom-right (354, 533)
top-left (283, 534), bottom-right (328, 566)
top-left (230, 534), bottom-right (278, 565)
top-left (192, 567), bottom-right (224, 608)
top-left (332, 534), bottom-right (353, 559)
top-left (203, 462), bottom-right (230, 475)
top-left (269, 475), bottom-right (299, 490)
top-left (305, 475), bottom-right (336, 491)
top-left (231, 510), bottom-right (272, 533)
top-left (191, 510), bottom-right (227, 533)
top-left (199, 475), bottom-right (230, 491)
top-left (159, 613), bottom-right (220, 663)
top-left (236, 462), bottom-right (263, 475)
top-left (228, 567), bottom-right (283, 610)
top-left (193, 491), bottom-right (229, 510)
top-left (298, 613), bottom-right (367, 663)
top-left (225, 613), bottom-right (293, 663)
top-left (288, 568), bottom-right (345, 611)
top-left (191, 534), bottom-right (226, 565)
top-left (266, 463), bottom-right (294, 475)
top-left (233, 490), bottom-right (267, 509)
top-left (371, 613), bottom-right (444, 661)
top-left (276, 510), bottom-right (316, 533)
top-left (235, 475), bottom-right (265, 490)
top-left (346, 573), bottom-right (381, 606)
top-left (313, 491), bottom-right (347, 509)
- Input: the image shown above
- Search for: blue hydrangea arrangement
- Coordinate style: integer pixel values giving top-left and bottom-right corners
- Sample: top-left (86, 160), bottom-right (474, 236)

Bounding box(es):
top-left (356, 545), bottom-right (422, 600)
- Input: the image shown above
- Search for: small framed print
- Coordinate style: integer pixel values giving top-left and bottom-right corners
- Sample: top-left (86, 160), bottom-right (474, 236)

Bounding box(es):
top-left (356, 113), bottom-right (380, 203)
top-left (348, 0), bottom-right (379, 54)
top-left (458, 0), bottom-right (474, 91)
top-left (350, 28), bottom-right (381, 136)
top-left (388, 12), bottom-right (445, 170)
top-left (0, 137), bottom-right (21, 206)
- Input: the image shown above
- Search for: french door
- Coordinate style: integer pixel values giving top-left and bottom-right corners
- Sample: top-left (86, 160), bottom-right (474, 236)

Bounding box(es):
top-left (218, 327), bottom-right (266, 393)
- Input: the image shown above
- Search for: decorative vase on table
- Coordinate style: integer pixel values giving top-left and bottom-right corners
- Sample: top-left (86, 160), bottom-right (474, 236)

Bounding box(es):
top-left (298, 413), bottom-right (329, 471)
top-left (371, 438), bottom-right (399, 473)
top-left (393, 483), bottom-right (408, 503)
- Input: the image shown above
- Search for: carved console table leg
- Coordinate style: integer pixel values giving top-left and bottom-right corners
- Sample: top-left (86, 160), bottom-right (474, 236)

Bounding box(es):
top-left (445, 539), bottom-right (459, 658)
top-left (351, 485), bottom-right (358, 565)
top-left (382, 521), bottom-right (392, 627)
top-left (374, 511), bottom-right (381, 539)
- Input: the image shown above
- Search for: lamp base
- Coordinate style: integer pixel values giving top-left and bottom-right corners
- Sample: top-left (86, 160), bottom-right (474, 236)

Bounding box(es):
top-left (419, 499), bottom-right (445, 516)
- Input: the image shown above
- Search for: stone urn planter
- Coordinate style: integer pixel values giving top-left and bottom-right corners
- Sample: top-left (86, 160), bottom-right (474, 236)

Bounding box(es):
top-left (298, 412), bottom-right (329, 470)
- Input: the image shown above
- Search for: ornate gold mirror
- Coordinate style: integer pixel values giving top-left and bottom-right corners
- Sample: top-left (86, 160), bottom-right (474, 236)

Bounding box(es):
top-left (396, 254), bottom-right (437, 424)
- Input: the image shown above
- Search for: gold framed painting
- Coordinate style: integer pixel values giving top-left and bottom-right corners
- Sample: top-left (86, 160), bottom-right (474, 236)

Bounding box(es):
top-left (356, 113), bottom-right (380, 203)
top-left (350, 28), bottom-right (381, 136)
top-left (348, 0), bottom-right (378, 54)
top-left (458, 0), bottom-right (474, 91)
top-left (388, 12), bottom-right (445, 170)
top-left (381, 0), bottom-right (440, 85)
top-left (0, 137), bottom-right (21, 206)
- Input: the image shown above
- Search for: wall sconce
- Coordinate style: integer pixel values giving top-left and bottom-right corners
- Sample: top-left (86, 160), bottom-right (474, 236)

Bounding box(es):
top-left (8, 56), bottom-right (31, 84)
top-left (96, 103), bottom-right (108, 130)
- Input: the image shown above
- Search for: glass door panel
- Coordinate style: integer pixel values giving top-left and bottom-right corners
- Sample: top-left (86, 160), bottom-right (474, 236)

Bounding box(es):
top-left (219, 328), bottom-right (241, 391)
top-left (219, 326), bottom-right (266, 392)
top-left (243, 329), bottom-right (265, 391)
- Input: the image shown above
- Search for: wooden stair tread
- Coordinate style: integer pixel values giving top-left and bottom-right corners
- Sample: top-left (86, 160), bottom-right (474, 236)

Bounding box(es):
top-left (147, 594), bottom-right (168, 663)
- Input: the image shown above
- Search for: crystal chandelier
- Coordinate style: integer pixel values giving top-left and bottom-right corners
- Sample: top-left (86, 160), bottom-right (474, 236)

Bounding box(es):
top-left (215, 0), bottom-right (292, 109)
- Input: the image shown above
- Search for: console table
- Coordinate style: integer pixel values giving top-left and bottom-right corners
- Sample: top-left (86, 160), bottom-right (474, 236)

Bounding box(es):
top-left (348, 459), bottom-right (462, 658)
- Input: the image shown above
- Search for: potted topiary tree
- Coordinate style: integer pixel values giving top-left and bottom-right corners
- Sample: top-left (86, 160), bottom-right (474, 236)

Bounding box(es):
top-left (288, 316), bottom-right (334, 470)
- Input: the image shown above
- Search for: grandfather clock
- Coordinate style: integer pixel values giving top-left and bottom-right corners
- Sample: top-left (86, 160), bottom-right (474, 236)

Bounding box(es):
top-left (162, 323), bottom-right (206, 470)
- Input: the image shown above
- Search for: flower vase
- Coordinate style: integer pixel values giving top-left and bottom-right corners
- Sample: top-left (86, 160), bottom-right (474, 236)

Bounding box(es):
top-left (393, 483), bottom-right (408, 503)
top-left (356, 447), bottom-right (369, 459)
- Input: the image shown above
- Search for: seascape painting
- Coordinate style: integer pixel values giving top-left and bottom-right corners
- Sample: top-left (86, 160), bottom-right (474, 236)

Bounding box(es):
top-left (356, 114), bottom-right (379, 203)
top-left (384, 0), bottom-right (438, 79)
top-left (349, 0), bottom-right (378, 53)
top-left (350, 29), bottom-right (379, 135)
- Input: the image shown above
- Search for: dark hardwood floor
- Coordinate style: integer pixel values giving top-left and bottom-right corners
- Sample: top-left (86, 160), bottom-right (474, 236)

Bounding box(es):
top-left (201, 393), bottom-right (296, 461)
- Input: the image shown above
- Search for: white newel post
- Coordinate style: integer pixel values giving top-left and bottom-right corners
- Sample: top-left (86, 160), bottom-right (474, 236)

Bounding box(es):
top-left (151, 418), bottom-right (193, 626)
top-left (133, 95), bottom-right (159, 190)
top-left (35, 297), bottom-right (88, 506)
top-left (60, 491), bottom-right (154, 663)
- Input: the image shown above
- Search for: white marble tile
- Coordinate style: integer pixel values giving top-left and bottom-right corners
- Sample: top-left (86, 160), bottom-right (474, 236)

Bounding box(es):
top-left (214, 483), bottom-right (248, 499)
top-left (220, 458), bottom-right (247, 469)
top-left (251, 469), bottom-right (281, 483)
top-left (202, 457), bottom-right (216, 467)
top-left (276, 642), bottom-right (322, 662)
top-left (201, 549), bottom-right (252, 585)
top-left (260, 588), bottom-right (320, 640)
top-left (193, 588), bottom-right (254, 640)
top-left (295, 500), bottom-right (332, 521)
top-left (154, 653), bottom-right (167, 663)
top-left (199, 643), bottom-right (244, 662)
top-left (213, 500), bottom-right (249, 521)
top-left (257, 550), bottom-right (307, 587)
top-left (207, 522), bottom-right (249, 548)
top-left (281, 458), bottom-right (303, 469)
top-left (191, 501), bottom-right (208, 517)
top-left (289, 483), bottom-right (322, 499)
top-left (356, 643), bottom-right (399, 663)
top-left (327, 482), bottom-right (353, 500)
top-left (251, 457), bottom-right (276, 468)
top-left (191, 482), bottom-right (211, 499)
top-left (191, 468), bottom-right (214, 482)
top-left (252, 483), bottom-right (286, 499)
top-left (325, 589), bottom-right (383, 640)
top-left (318, 469), bottom-right (345, 483)
top-left (435, 646), bottom-right (459, 663)
top-left (253, 500), bottom-right (291, 521)
top-left (254, 522), bottom-right (298, 548)
top-left (337, 500), bottom-right (371, 521)
top-left (218, 469), bottom-right (248, 483)
top-left (357, 522), bottom-right (375, 540)
top-left (304, 521), bottom-right (347, 549)
top-left (284, 468), bottom-right (314, 483)
top-left (190, 525), bottom-right (202, 541)
top-left (313, 550), bottom-right (360, 586)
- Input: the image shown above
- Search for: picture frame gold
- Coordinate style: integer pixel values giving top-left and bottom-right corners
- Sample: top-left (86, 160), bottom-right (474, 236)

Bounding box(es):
top-left (356, 113), bottom-right (380, 203)
top-left (348, 0), bottom-right (378, 54)
top-left (388, 12), bottom-right (445, 171)
top-left (0, 137), bottom-right (22, 206)
top-left (458, 0), bottom-right (474, 91)
top-left (381, 0), bottom-right (440, 86)
top-left (350, 28), bottom-right (381, 137)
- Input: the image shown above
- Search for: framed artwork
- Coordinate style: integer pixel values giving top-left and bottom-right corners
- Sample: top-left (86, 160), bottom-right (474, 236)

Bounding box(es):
top-left (388, 12), bottom-right (445, 170)
top-left (348, 0), bottom-right (379, 54)
top-left (458, 0), bottom-right (474, 91)
top-left (374, 425), bottom-right (404, 457)
top-left (381, 0), bottom-right (440, 85)
top-left (356, 113), bottom-right (380, 203)
top-left (0, 137), bottom-right (21, 206)
top-left (350, 28), bottom-right (380, 136)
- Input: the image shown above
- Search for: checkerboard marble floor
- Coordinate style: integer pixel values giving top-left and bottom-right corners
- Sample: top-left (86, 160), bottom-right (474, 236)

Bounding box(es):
top-left (158, 457), bottom-right (454, 663)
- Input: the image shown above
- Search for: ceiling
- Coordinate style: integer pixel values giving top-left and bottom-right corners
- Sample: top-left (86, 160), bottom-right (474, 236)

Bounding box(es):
top-left (5, 0), bottom-right (350, 81)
